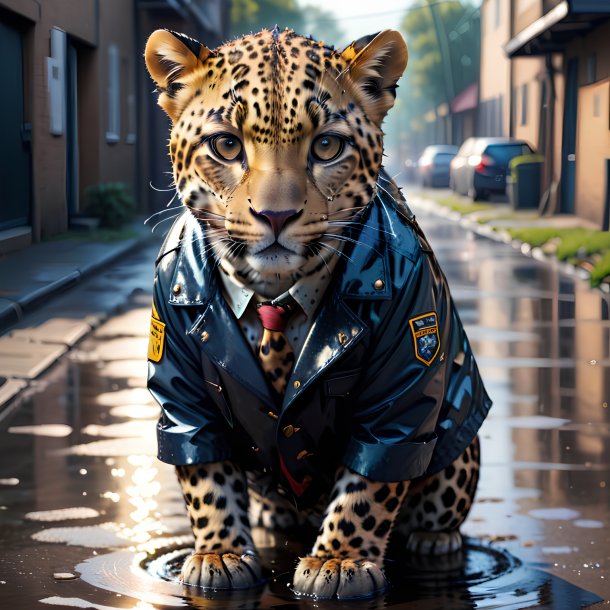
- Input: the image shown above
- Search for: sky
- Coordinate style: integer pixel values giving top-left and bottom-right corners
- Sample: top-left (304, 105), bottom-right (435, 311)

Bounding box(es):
top-left (301, 0), bottom-right (410, 45)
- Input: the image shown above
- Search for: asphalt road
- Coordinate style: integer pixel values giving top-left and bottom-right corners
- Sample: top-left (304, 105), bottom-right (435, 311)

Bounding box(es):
top-left (0, 202), bottom-right (608, 609)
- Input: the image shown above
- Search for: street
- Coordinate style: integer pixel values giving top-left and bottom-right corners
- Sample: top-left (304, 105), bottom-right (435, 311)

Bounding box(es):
top-left (0, 201), bottom-right (608, 609)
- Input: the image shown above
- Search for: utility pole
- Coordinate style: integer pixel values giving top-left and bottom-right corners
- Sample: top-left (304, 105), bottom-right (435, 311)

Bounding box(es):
top-left (426, 0), bottom-right (456, 143)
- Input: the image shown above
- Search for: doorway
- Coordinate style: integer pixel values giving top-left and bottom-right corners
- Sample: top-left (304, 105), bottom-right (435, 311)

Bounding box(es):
top-left (0, 19), bottom-right (31, 231)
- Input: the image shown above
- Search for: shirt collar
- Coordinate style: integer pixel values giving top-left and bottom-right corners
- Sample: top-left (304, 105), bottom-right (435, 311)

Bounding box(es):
top-left (218, 260), bottom-right (335, 320)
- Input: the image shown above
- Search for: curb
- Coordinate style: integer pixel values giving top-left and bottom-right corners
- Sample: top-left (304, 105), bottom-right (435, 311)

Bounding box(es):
top-left (0, 232), bottom-right (156, 335)
top-left (410, 196), bottom-right (610, 295)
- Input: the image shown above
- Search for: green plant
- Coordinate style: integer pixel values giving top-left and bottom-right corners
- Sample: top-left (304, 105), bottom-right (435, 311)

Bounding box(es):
top-left (591, 251), bottom-right (610, 287)
top-left (436, 196), bottom-right (492, 215)
top-left (506, 227), bottom-right (566, 247)
top-left (84, 182), bottom-right (135, 229)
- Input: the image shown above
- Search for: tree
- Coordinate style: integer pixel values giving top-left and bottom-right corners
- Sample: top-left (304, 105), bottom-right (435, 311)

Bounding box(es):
top-left (400, 0), bottom-right (480, 115)
top-left (300, 5), bottom-right (346, 46)
top-left (230, 0), bottom-right (305, 37)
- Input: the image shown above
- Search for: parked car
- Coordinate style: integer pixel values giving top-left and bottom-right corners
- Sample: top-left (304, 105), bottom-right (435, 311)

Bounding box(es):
top-left (450, 138), bottom-right (534, 200)
top-left (417, 145), bottom-right (458, 187)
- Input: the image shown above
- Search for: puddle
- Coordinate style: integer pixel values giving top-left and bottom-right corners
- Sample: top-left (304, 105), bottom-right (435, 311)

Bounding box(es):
top-left (40, 597), bottom-right (125, 610)
top-left (25, 507), bottom-right (100, 522)
top-left (1, 208), bottom-right (609, 609)
top-left (69, 539), bottom-right (603, 609)
top-left (8, 424), bottom-right (72, 437)
top-left (528, 508), bottom-right (581, 520)
top-left (574, 520), bottom-right (605, 529)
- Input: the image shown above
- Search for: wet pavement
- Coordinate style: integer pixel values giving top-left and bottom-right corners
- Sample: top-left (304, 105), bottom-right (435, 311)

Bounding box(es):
top-left (0, 202), bottom-right (609, 609)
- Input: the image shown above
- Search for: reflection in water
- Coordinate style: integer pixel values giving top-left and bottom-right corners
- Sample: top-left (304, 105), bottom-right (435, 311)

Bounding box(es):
top-left (0, 210), bottom-right (608, 608)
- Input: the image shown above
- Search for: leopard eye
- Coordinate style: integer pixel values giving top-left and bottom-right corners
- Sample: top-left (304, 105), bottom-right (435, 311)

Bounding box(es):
top-left (311, 134), bottom-right (345, 162)
top-left (210, 134), bottom-right (243, 162)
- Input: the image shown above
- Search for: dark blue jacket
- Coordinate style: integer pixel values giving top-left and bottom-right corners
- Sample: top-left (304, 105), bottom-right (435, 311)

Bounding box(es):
top-left (147, 177), bottom-right (492, 508)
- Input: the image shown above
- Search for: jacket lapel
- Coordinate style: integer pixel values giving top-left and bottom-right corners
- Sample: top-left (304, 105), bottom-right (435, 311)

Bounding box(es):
top-left (189, 295), bottom-right (275, 406)
top-left (282, 290), bottom-right (367, 409)
top-left (282, 193), bottom-right (395, 410)
top-left (166, 213), bottom-right (275, 406)
top-left (166, 178), bottom-right (408, 412)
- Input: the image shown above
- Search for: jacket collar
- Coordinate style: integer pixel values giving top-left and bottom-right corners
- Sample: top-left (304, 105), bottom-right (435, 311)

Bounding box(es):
top-left (163, 172), bottom-right (413, 409)
top-left (165, 182), bottom-right (407, 307)
top-left (217, 257), bottom-right (336, 321)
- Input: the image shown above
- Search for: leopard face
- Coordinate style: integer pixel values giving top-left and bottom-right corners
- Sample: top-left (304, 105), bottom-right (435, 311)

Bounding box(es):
top-left (145, 27), bottom-right (407, 297)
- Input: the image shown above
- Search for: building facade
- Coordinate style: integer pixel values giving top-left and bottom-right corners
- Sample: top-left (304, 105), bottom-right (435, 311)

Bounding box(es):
top-left (480, 0), bottom-right (610, 227)
top-left (0, 0), bottom-right (228, 255)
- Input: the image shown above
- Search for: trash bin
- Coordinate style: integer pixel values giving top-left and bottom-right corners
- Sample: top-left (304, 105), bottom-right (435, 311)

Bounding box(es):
top-left (507, 154), bottom-right (544, 209)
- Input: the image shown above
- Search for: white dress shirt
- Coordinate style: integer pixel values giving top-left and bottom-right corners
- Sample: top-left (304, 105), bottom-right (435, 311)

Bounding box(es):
top-left (218, 264), bottom-right (336, 358)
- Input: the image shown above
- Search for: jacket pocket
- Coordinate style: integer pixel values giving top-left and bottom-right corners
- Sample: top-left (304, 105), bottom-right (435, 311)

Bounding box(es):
top-left (324, 369), bottom-right (361, 398)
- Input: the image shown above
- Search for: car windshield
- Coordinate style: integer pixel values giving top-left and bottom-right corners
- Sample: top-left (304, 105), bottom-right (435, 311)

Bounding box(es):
top-left (485, 143), bottom-right (532, 164)
top-left (434, 153), bottom-right (455, 163)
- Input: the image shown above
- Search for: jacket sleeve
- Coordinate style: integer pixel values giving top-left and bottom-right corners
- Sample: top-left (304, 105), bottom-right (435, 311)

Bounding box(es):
top-left (147, 258), bottom-right (232, 466)
top-left (342, 246), bottom-right (454, 482)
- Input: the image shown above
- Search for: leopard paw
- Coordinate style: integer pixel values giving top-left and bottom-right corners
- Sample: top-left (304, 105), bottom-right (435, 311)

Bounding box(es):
top-left (293, 556), bottom-right (386, 599)
top-left (180, 552), bottom-right (262, 589)
top-left (406, 530), bottom-right (462, 555)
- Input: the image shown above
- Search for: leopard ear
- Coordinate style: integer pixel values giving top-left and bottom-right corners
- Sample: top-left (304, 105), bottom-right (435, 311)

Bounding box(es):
top-left (340, 30), bottom-right (408, 126)
top-left (145, 29), bottom-right (213, 121)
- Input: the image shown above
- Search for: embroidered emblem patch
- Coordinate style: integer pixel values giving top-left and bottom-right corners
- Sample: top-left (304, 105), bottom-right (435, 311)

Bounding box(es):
top-left (409, 312), bottom-right (440, 366)
top-left (148, 301), bottom-right (166, 363)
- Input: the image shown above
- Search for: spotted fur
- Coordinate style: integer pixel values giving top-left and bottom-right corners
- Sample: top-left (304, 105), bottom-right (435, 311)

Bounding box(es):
top-left (175, 463), bottom-right (262, 588)
top-left (146, 26), bottom-right (480, 599)
top-left (145, 26), bottom-right (407, 298)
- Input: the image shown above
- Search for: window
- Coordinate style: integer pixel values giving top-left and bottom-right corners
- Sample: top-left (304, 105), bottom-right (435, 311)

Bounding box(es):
top-left (126, 93), bottom-right (136, 144)
top-left (106, 44), bottom-right (120, 143)
top-left (521, 83), bottom-right (528, 126)
top-left (593, 93), bottom-right (601, 118)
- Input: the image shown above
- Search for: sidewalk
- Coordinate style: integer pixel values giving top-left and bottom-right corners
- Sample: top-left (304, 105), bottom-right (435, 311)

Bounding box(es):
top-left (0, 220), bottom-right (159, 411)
top-left (0, 222), bottom-right (155, 332)
top-left (406, 186), bottom-right (610, 292)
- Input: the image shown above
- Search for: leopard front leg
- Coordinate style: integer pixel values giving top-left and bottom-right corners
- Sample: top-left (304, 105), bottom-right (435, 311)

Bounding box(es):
top-left (293, 469), bottom-right (409, 599)
top-left (176, 462), bottom-right (262, 589)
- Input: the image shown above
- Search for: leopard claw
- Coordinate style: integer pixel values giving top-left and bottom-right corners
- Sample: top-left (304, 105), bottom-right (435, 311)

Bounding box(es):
top-left (180, 551), bottom-right (262, 590)
top-left (293, 556), bottom-right (386, 599)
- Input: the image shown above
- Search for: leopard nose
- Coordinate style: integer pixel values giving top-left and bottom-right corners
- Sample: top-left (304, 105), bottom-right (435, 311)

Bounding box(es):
top-left (250, 208), bottom-right (301, 238)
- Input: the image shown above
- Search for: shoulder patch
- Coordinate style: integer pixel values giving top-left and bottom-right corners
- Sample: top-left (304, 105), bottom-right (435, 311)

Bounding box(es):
top-left (409, 312), bottom-right (440, 366)
top-left (148, 302), bottom-right (166, 363)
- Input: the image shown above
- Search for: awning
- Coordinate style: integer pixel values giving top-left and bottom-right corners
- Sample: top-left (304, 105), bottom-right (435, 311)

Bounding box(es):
top-left (505, 0), bottom-right (610, 57)
top-left (450, 83), bottom-right (478, 114)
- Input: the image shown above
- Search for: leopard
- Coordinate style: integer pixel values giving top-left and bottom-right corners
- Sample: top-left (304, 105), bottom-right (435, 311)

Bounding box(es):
top-left (144, 26), bottom-right (482, 599)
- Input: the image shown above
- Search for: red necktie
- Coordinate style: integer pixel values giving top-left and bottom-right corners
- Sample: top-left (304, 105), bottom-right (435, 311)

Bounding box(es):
top-left (256, 299), bottom-right (296, 395)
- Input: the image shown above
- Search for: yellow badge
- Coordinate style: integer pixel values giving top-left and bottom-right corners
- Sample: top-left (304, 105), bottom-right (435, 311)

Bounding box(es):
top-left (409, 311), bottom-right (440, 366)
top-left (148, 301), bottom-right (166, 363)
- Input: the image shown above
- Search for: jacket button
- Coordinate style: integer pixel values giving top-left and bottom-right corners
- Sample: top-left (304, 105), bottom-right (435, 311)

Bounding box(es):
top-left (296, 449), bottom-right (312, 460)
top-left (374, 278), bottom-right (385, 290)
top-left (172, 283), bottom-right (182, 295)
top-left (267, 411), bottom-right (279, 420)
top-left (293, 380), bottom-right (301, 389)
top-left (201, 331), bottom-right (209, 342)
top-left (282, 425), bottom-right (295, 438)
